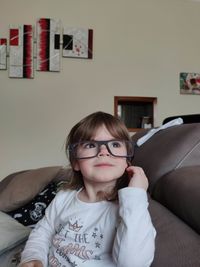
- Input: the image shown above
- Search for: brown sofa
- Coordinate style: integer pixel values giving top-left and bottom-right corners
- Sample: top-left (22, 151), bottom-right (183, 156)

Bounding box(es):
top-left (0, 123), bottom-right (200, 266)
top-left (132, 123), bottom-right (200, 267)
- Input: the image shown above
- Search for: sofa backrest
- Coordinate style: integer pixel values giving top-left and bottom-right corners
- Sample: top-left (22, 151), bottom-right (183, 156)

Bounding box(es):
top-left (132, 123), bottom-right (200, 193)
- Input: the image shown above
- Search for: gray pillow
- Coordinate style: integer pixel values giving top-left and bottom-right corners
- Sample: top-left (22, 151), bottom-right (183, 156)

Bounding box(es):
top-left (0, 211), bottom-right (31, 255)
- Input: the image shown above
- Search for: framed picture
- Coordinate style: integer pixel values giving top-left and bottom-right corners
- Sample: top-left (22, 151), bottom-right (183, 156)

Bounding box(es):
top-left (180, 72), bottom-right (200, 95)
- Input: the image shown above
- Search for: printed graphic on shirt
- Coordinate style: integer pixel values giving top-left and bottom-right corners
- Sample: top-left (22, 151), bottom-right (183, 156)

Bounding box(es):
top-left (49, 217), bottom-right (104, 266)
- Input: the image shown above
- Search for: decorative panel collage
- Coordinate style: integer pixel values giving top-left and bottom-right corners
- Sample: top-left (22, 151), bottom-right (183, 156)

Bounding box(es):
top-left (0, 18), bottom-right (93, 79)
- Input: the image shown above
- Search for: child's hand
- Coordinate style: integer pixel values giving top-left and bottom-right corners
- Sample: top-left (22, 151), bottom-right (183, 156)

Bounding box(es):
top-left (126, 166), bottom-right (148, 191)
top-left (19, 260), bottom-right (43, 267)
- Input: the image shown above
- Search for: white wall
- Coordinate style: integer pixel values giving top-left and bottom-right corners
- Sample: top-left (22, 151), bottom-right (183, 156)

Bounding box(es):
top-left (1, 0), bottom-right (200, 178)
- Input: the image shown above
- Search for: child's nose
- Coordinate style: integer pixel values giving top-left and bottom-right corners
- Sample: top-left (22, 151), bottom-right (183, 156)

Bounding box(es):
top-left (98, 144), bottom-right (110, 156)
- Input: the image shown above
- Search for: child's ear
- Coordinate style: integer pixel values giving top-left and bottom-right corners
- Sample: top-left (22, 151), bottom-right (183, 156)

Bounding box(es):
top-left (73, 161), bottom-right (80, 171)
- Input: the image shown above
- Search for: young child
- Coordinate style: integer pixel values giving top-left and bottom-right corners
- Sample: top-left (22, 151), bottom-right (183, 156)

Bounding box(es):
top-left (19, 111), bottom-right (156, 267)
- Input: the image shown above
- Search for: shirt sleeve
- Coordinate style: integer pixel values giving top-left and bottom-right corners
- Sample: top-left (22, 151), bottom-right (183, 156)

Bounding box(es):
top-left (112, 187), bottom-right (156, 267)
top-left (19, 191), bottom-right (64, 267)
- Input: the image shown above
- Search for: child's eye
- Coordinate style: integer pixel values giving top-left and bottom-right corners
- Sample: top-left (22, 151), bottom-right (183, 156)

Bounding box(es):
top-left (111, 141), bottom-right (123, 148)
top-left (82, 142), bottom-right (96, 149)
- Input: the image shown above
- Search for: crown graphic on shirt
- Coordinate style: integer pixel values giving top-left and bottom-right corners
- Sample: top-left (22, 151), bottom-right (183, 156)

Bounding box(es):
top-left (68, 220), bottom-right (83, 232)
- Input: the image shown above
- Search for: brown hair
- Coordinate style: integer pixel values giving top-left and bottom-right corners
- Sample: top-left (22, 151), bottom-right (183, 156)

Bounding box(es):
top-left (64, 111), bottom-right (133, 200)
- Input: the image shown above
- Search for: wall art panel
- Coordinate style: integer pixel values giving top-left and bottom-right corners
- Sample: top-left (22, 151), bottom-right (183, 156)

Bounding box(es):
top-left (36, 18), bottom-right (61, 72)
top-left (62, 27), bottom-right (93, 59)
top-left (9, 25), bottom-right (34, 78)
top-left (0, 38), bottom-right (7, 70)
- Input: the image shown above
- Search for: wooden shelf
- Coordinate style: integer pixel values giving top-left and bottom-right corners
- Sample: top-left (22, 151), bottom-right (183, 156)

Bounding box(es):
top-left (114, 96), bottom-right (157, 132)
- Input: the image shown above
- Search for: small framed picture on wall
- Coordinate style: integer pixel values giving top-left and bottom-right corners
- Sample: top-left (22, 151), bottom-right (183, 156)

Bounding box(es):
top-left (180, 72), bottom-right (200, 95)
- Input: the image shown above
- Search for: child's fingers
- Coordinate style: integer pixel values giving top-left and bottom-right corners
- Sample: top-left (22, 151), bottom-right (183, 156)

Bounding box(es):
top-left (126, 166), bottom-right (145, 178)
top-left (126, 166), bottom-right (148, 190)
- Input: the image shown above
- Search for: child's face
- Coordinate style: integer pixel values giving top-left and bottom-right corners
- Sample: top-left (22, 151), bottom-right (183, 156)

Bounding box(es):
top-left (73, 125), bottom-right (128, 187)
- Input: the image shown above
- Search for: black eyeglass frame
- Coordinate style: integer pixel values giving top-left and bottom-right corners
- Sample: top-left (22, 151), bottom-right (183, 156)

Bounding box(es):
top-left (68, 140), bottom-right (135, 160)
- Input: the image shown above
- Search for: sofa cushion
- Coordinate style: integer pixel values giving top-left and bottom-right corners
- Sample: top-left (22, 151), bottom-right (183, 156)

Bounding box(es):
top-left (152, 165), bottom-right (200, 234)
top-left (132, 123), bottom-right (200, 193)
top-left (148, 197), bottom-right (200, 267)
top-left (0, 166), bottom-right (61, 212)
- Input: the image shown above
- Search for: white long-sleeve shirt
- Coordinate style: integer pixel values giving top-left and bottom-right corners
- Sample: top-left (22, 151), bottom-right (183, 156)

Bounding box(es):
top-left (20, 187), bottom-right (156, 267)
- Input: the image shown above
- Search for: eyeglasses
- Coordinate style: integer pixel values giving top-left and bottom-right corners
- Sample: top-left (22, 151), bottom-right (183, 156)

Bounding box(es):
top-left (69, 140), bottom-right (134, 159)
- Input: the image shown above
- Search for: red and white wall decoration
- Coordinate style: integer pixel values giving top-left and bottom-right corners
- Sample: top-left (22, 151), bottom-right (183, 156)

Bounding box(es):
top-left (36, 18), bottom-right (61, 72)
top-left (0, 18), bottom-right (93, 78)
top-left (0, 38), bottom-right (7, 70)
top-left (63, 27), bottom-right (93, 59)
top-left (9, 25), bottom-right (34, 78)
